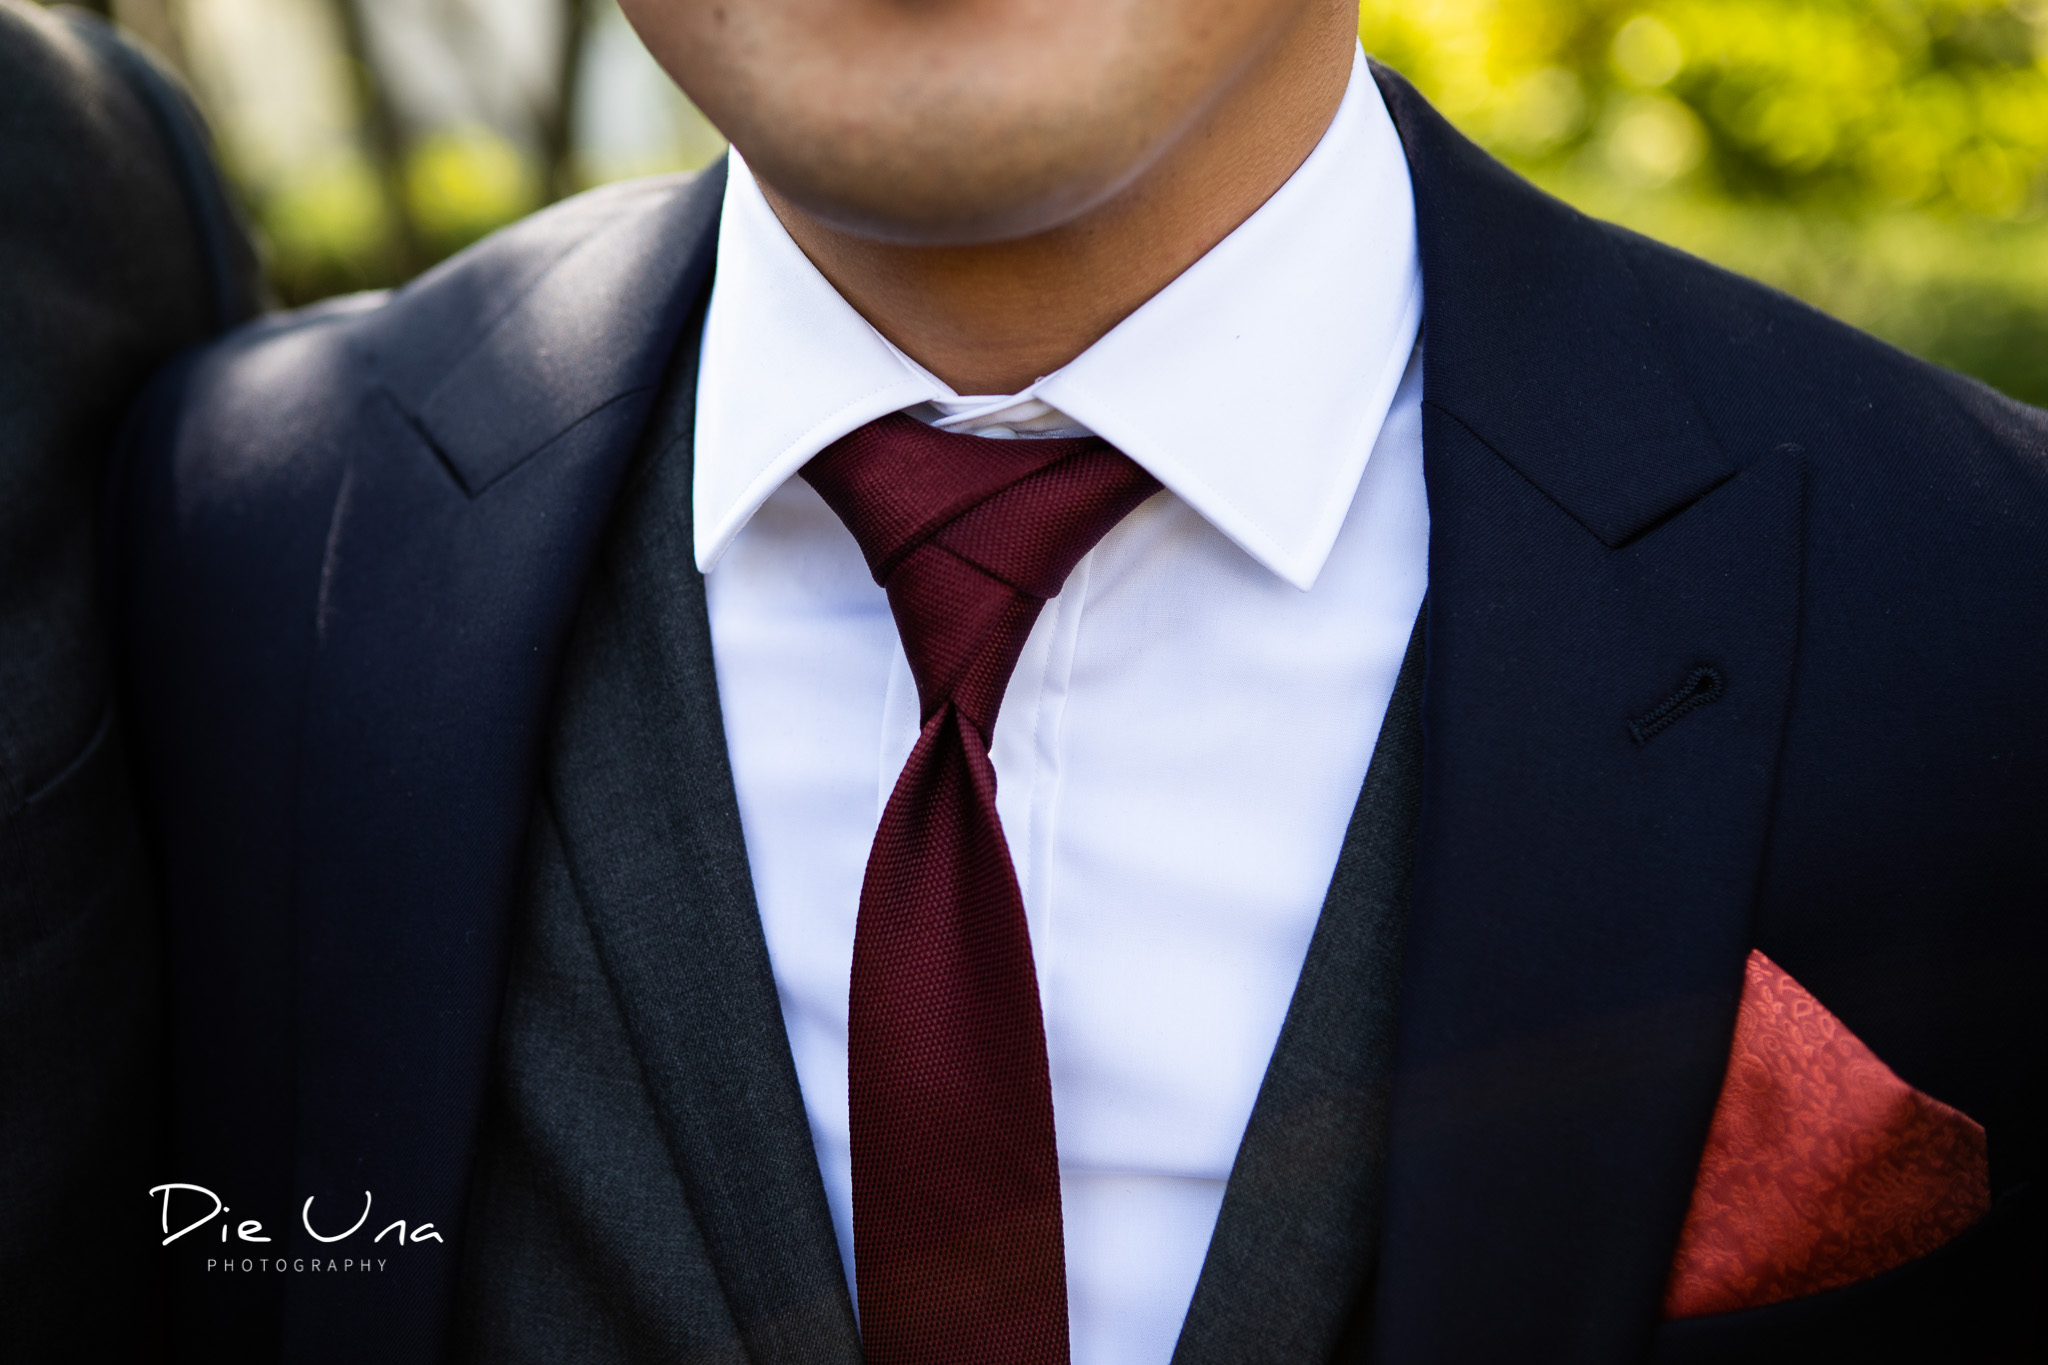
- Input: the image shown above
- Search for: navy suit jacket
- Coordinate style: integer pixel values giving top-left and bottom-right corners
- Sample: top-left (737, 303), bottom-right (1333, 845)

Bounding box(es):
top-left (116, 67), bottom-right (2044, 1363)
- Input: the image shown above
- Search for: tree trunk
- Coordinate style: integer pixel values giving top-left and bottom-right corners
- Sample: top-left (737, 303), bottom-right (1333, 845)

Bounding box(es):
top-left (540, 0), bottom-right (592, 204)
top-left (328, 0), bottom-right (424, 276)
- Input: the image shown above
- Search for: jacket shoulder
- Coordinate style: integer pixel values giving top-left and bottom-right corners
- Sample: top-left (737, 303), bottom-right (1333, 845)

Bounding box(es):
top-left (1608, 219), bottom-right (2048, 484)
top-left (127, 173), bottom-right (707, 529)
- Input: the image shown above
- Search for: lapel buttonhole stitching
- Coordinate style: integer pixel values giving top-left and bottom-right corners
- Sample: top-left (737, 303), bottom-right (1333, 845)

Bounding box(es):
top-left (1629, 665), bottom-right (1726, 745)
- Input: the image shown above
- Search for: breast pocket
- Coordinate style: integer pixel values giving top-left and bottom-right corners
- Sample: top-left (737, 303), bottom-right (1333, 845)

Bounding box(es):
top-left (1648, 1186), bottom-right (2039, 1365)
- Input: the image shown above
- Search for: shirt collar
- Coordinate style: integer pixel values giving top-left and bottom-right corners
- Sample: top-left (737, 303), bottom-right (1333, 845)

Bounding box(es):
top-left (693, 44), bottom-right (1420, 591)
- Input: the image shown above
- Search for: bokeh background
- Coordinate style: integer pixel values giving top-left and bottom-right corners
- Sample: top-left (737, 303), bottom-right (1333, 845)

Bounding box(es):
top-left (45, 0), bottom-right (2048, 405)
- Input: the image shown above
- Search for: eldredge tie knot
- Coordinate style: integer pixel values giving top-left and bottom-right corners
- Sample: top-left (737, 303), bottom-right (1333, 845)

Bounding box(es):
top-left (804, 412), bottom-right (1160, 736)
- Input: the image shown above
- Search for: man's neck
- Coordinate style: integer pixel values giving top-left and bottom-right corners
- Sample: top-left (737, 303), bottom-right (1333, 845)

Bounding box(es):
top-left (755, 11), bottom-right (1358, 397)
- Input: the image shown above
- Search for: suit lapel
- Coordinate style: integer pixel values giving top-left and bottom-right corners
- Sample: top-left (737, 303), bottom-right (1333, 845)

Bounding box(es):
top-left (285, 64), bottom-right (1804, 1361)
top-left (283, 165), bottom-right (729, 1362)
top-left (1367, 66), bottom-right (1804, 1363)
top-left (534, 313), bottom-right (864, 1363)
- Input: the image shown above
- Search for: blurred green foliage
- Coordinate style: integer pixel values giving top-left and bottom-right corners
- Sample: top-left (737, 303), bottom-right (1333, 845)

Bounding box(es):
top-left (1361, 0), bottom-right (2048, 403)
top-left (406, 130), bottom-right (540, 252)
top-left (249, 129), bottom-right (542, 304)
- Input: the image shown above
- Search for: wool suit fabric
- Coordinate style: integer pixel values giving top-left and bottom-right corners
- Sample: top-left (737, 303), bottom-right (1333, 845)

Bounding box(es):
top-left (0, 3), bottom-right (259, 1359)
top-left (113, 64), bottom-right (2044, 1364)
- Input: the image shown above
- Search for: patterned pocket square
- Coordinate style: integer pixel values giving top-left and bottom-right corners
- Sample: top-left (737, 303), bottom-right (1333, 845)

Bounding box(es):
top-left (1663, 949), bottom-right (1990, 1319)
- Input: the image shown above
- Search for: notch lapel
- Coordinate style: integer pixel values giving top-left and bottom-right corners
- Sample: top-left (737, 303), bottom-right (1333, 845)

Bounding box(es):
top-left (533, 314), bottom-right (864, 1363)
top-left (282, 164), bottom-right (730, 1362)
top-left (1370, 67), bottom-right (1805, 1362)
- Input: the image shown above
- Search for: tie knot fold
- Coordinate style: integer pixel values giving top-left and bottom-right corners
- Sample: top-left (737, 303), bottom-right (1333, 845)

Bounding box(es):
top-left (804, 413), bottom-right (1160, 735)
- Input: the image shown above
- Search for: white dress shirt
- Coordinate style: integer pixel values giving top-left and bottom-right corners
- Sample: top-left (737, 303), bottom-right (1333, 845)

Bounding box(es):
top-left (695, 44), bottom-right (1426, 1365)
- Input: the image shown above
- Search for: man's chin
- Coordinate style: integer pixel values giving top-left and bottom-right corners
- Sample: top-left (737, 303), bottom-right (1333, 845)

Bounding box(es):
top-left (758, 181), bottom-right (1113, 250)
top-left (740, 138), bottom-right (1163, 249)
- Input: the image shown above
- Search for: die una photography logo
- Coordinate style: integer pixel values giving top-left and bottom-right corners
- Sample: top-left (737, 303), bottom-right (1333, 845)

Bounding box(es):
top-left (151, 1182), bottom-right (441, 1275)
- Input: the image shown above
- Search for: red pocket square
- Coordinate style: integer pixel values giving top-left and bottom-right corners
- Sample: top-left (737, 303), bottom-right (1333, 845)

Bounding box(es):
top-left (1662, 949), bottom-right (1990, 1319)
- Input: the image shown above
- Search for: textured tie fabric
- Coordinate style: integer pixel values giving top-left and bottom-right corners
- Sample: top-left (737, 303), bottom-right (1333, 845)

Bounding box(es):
top-left (1663, 949), bottom-right (1990, 1318)
top-left (802, 413), bottom-right (1161, 1365)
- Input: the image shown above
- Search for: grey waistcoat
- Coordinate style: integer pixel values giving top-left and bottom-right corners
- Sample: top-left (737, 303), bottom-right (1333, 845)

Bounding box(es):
top-left (456, 333), bottom-right (1425, 1365)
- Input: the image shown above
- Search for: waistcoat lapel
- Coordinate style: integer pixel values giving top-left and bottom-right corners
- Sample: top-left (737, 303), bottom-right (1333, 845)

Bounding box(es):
top-left (526, 309), bottom-right (864, 1363)
top-left (281, 164), bottom-right (727, 1362)
top-left (1369, 65), bottom-right (1804, 1363)
top-left (1171, 612), bottom-right (1426, 1365)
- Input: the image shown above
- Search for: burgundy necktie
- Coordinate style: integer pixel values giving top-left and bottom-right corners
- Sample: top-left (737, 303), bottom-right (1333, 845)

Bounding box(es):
top-left (802, 413), bottom-right (1160, 1365)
